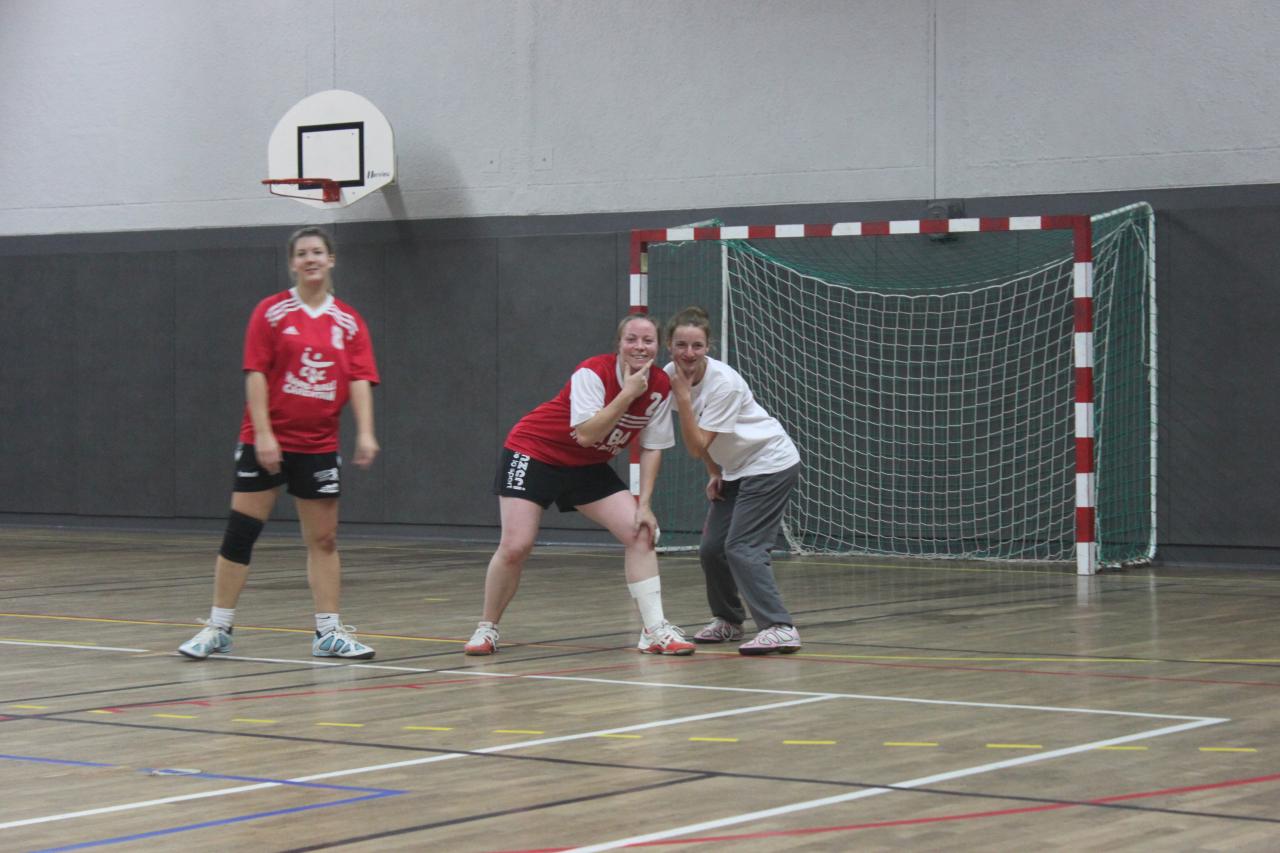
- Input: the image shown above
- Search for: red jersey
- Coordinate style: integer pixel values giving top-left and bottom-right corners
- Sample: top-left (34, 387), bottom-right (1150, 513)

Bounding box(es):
top-left (238, 289), bottom-right (379, 453)
top-left (505, 353), bottom-right (674, 467)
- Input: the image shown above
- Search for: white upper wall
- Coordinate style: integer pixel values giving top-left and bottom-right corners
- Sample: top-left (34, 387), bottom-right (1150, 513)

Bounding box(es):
top-left (2, 0), bottom-right (1277, 235)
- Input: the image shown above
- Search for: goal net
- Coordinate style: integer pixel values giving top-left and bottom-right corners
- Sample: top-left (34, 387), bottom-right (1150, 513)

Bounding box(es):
top-left (633, 203), bottom-right (1155, 574)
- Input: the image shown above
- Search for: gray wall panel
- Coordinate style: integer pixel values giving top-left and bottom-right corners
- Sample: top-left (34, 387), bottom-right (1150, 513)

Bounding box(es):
top-left (0, 256), bottom-right (78, 512)
top-left (72, 252), bottom-right (176, 516)
top-left (1159, 208), bottom-right (1280, 551)
top-left (497, 233), bottom-right (622, 533)
top-left (173, 248), bottom-right (280, 520)
top-left (381, 238), bottom-right (498, 527)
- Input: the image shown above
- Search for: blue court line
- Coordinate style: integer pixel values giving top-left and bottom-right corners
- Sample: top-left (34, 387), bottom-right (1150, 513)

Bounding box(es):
top-left (3, 754), bottom-right (405, 852)
top-left (32, 790), bottom-right (401, 853)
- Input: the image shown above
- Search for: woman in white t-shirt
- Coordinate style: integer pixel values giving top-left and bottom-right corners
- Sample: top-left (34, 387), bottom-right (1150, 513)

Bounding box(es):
top-left (664, 306), bottom-right (802, 654)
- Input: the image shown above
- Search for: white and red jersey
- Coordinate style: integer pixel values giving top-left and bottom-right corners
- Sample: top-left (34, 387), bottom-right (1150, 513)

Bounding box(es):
top-left (505, 353), bottom-right (674, 467)
top-left (238, 288), bottom-right (379, 453)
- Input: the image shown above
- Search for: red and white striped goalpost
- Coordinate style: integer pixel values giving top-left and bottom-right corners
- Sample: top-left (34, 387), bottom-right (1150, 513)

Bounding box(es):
top-left (628, 215), bottom-right (1098, 576)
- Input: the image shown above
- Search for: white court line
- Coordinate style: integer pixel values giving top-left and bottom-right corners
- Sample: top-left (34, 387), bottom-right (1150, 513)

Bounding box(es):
top-left (5, 695), bottom-right (836, 828)
top-left (565, 716), bottom-right (1228, 853)
top-left (0, 639), bottom-right (149, 653)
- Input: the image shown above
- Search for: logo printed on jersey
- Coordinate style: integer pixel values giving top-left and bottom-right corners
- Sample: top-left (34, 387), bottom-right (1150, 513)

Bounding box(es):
top-left (283, 347), bottom-right (338, 401)
top-left (317, 483), bottom-right (340, 494)
top-left (313, 467), bottom-right (339, 483)
top-left (283, 325), bottom-right (300, 335)
top-left (237, 470), bottom-right (260, 478)
top-left (331, 325), bottom-right (345, 350)
top-left (505, 453), bottom-right (531, 490)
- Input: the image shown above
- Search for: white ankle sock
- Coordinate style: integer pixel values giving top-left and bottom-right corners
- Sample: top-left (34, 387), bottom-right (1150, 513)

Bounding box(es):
top-left (210, 607), bottom-right (235, 631)
top-left (627, 576), bottom-right (665, 630)
top-left (315, 612), bottom-right (340, 635)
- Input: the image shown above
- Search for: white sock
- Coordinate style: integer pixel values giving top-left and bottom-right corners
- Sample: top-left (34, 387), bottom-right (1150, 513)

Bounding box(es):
top-left (210, 607), bottom-right (235, 631)
top-left (316, 612), bottom-right (340, 635)
top-left (627, 576), bottom-right (665, 631)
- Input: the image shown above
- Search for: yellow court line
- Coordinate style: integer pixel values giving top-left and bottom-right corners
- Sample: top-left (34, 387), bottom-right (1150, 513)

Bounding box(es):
top-left (315, 722), bottom-right (364, 728)
top-left (784, 740), bottom-right (836, 746)
top-left (594, 734), bottom-right (643, 739)
top-left (493, 729), bottom-right (544, 735)
top-left (885, 742), bottom-right (939, 747)
top-left (86, 710), bottom-right (117, 715)
top-left (802, 652), bottom-right (1155, 663)
top-left (152, 713), bottom-right (197, 719)
top-left (9, 704), bottom-right (49, 710)
top-left (1199, 747), bottom-right (1258, 753)
top-left (1096, 745), bottom-right (1148, 751)
top-left (987, 744), bottom-right (1043, 749)
top-left (232, 718), bottom-right (278, 724)
top-left (0, 637), bottom-right (100, 646)
top-left (689, 737), bottom-right (739, 743)
top-left (404, 725), bottom-right (453, 732)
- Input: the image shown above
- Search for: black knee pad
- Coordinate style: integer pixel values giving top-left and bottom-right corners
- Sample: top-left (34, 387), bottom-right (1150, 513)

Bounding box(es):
top-left (219, 510), bottom-right (264, 565)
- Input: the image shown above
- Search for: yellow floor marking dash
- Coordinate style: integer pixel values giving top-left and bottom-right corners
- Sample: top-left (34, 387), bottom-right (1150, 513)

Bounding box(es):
top-left (87, 710), bottom-right (117, 715)
top-left (885, 742), bottom-right (939, 747)
top-left (232, 718), bottom-right (278, 724)
top-left (1096, 745), bottom-right (1148, 751)
top-left (152, 713), bottom-right (197, 719)
top-left (494, 729), bottom-right (544, 735)
top-left (689, 737), bottom-right (739, 743)
top-left (421, 597), bottom-right (449, 602)
top-left (784, 740), bottom-right (836, 746)
top-left (594, 734), bottom-right (642, 739)
top-left (315, 722), bottom-right (364, 728)
top-left (1199, 747), bottom-right (1257, 753)
top-left (987, 744), bottom-right (1042, 749)
top-left (404, 725), bottom-right (453, 731)
top-left (10, 704), bottom-right (49, 710)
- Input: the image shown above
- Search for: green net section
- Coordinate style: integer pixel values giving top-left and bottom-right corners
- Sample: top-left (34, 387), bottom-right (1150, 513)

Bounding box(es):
top-left (645, 205), bottom-right (1155, 566)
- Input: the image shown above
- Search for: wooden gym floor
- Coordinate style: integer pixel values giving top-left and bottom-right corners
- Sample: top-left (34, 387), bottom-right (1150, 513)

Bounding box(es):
top-left (1, 525), bottom-right (1277, 852)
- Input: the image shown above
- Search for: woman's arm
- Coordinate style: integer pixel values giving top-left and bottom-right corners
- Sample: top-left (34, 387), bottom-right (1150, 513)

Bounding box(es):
top-left (348, 379), bottom-right (380, 468)
top-left (572, 359), bottom-right (653, 447)
top-left (245, 370), bottom-right (281, 473)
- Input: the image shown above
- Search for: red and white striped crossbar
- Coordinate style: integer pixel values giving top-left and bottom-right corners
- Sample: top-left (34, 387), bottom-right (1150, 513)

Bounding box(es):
top-left (629, 216), bottom-right (1097, 575)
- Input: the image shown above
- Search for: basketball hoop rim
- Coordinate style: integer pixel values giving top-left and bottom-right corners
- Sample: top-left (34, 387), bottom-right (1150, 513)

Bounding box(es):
top-left (262, 177), bottom-right (342, 203)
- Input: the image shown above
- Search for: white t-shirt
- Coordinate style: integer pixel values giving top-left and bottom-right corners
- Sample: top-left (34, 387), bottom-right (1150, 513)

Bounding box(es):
top-left (665, 357), bottom-right (800, 480)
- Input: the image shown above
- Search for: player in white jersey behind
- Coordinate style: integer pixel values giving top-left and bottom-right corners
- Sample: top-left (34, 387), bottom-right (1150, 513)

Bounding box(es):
top-left (178, 226), bottom-right (381, 661)
top-left (664, 306), bottom-right (803, 655)
top-left (463, 313), bottom-right (694, 657)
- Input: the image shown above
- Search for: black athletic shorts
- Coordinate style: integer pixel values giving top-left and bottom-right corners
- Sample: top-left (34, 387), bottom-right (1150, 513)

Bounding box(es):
top-left (233, 443), bottom-right (341, 499)
top-left (493, 447), bottom-right (628, 512)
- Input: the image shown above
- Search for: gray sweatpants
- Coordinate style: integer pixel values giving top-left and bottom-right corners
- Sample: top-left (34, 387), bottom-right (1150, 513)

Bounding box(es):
top-left (699, 463), bottom-right (799, 631)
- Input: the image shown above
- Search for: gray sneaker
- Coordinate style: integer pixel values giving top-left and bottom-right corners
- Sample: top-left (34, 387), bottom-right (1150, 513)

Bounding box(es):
top-left (692, 617), bottom-right (744, 644)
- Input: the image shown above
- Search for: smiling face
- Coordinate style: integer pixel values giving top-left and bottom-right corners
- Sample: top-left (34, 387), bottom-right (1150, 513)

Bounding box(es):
top-left (616, 316), bottom-right (659, 373)
top-left (668, 324), bottom-right (710, 380)
top-left (289, 235), bottom-right (335, 288)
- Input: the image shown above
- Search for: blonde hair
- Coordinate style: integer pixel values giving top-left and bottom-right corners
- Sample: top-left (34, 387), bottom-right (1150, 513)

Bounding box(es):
top-left (612, 312), bottom-right (660, 349)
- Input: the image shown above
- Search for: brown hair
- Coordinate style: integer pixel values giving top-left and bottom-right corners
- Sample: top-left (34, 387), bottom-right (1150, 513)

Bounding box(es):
top-left (612, 312), bottom-right (660, 350)
top-left (287, 225), bottom-right (335, 257)
top-left (664, 305), bottom-right (714, 347)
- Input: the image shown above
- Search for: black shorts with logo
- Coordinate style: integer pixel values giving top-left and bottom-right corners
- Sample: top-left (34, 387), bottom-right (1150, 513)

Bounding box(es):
top-left (493, 447), bottom-right (628, 512)
top-left (233, 443), bottom-right (342, 499)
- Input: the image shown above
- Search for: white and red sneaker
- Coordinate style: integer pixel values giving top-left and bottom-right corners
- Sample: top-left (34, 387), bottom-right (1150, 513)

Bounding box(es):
top-left (738, 624), bottom-right (801, 656)
top-left (464, 621), bottom-right (500, 655)
top-left (637, 621), bottom-right (696, 655)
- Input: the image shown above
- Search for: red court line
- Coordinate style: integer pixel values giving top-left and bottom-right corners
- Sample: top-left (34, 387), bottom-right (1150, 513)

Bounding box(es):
top-left (493, 772), bottom-right (1280, 851)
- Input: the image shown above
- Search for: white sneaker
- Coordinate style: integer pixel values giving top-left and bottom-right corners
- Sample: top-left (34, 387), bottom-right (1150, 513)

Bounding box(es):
top-left (312, 625), bottom-right (375, 659)
top-left (738, 624), bottom-right (801, 656)
top-left (464, 622), bottom-right (500, 655)
top-left (637, 621), bottom-right (696, 655)
top-left (178, 620), bottom-right (233, 659)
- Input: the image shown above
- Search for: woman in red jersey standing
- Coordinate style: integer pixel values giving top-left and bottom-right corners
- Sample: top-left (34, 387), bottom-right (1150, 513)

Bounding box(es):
top-left (463, 313), bottom-right (694, 657)
top-left (179, 226), bottom-right (381, 661)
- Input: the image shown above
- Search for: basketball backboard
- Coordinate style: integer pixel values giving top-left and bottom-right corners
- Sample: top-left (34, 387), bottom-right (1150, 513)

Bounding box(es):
top-left (266, 90), bottom-right (395, 208)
